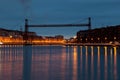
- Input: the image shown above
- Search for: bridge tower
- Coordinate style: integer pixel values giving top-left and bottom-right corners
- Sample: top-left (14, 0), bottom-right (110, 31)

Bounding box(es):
top-left (88, 17), bottom-right (91, 30)
top-left (24, 19), bottom-right (29, 44)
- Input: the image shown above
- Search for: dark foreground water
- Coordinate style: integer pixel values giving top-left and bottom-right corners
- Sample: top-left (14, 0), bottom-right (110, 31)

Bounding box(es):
top-left (0, 45), bottom-right (120, 80)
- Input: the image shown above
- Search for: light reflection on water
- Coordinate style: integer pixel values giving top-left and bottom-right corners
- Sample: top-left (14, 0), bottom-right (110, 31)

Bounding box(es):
top-left (0, 45), bottom-right (120, 80)
top-left (97, 46), bottom-right (100, 80)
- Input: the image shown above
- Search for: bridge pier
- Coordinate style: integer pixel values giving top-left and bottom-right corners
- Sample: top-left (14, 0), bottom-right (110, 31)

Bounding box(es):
top-left (88, 17), bottom-right (91, 30)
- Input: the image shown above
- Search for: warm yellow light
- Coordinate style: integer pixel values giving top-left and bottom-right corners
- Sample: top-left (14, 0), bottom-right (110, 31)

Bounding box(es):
top-left (104, 46), bottom-right (107, 54)
top-left (91, 38), bottom-right (93, 40)
top-left (105, 37), bottom-right (107, 40)
top-left (73, 36), bottom-right (77, 39)
top-left (0, 42), bottom-right (3, 44)
top-left (10, 36), bottom-right (12, 38)
top-left (114, 37), bottom-right (116, 40)
top-left (98, 37), bottom-right (100, 40)
top-left (109, 41), bottom-right (112, 44)
top-left (113, 47), bottom-right (117, 55)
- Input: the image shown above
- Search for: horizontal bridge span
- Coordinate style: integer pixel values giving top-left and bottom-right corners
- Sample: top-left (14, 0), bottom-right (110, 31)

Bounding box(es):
top-left (28, 24), bottom-right (89, 27)
top-left (24, 18), bottom-right (91, 44)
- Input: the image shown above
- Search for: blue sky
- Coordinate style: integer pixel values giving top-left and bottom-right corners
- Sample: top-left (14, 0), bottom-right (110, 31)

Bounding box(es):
top-left (0, 0), bottom-right (120, 38)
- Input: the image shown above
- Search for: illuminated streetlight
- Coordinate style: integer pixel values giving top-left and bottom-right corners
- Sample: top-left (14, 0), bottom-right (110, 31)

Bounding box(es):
top-left (91, 38), bottom-right (93, 40)
top-left (73, 36), bottom-right (77, 39)
top-left (97, 37), bottom-right (100, 40)
top-left (105, 37), bottom-right (107, 40)
top-left (114, 37), bottom-right (116, 40)
top-left (10, 35), bottom-right (12, 38)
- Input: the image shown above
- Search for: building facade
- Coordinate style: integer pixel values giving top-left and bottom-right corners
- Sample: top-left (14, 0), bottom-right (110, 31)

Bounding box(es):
top-left (77, 25), bottom-right (120, 43)
top-left (0, 28), bottom-right (65, 44)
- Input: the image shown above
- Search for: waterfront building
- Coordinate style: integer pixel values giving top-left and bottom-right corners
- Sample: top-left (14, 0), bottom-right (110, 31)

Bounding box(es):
top-left (0, 28), bottom-right (37, 38)
top-left (77, 25), bottom-right (120, 43)
top-left (55, 35), bottom-right (64, 40)
top-left (0, 28), bottom-right (65, 44)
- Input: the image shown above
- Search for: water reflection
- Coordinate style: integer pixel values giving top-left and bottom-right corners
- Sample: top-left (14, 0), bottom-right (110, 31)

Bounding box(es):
top-left (85, 46), bottom-right (88, 80)
top-left (113, 47), bottom-right (117, 80)
top-left (23, 45), bottom-right (32, 80)
top-left (0, 45), bottom-right (23, 80)
top-left (104, 46), bottom-right (108, 80)
top-left (80, 46), bottom-right (83, 80)
top-left (110, 47), bottom-right (113, 80)
top-left (97, 46), bottom-right (100, 80)
top-left (77, 46), bottom-right (119, 80)
top-left (61, 46), bottom-right (66, 80)
top-left (0, 45), bottom-right (119, 80)
top-left (91, 46), bottom-right (94, 80)
top-left (73, 46), bottom-right (77, 80)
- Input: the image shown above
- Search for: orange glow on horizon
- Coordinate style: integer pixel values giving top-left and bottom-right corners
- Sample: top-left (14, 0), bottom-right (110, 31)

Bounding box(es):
top-left (0, 36), bottom-right (65, 44)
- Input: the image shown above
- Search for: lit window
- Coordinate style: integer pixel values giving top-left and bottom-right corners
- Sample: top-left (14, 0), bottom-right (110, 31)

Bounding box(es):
top-left (91, 38), bottom-right (93, 40)
top-left (10, 36), bottom-right (12, 38)
top-left (114, 37), bottom-right (116, 40)
top-left (105, 37), bottom-right (107, 40)
top-left (98, 37), bottom-right (100, 40)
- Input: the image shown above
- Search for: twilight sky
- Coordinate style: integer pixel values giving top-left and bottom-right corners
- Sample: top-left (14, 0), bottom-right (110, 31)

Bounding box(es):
top-left (0, 0), bottom-right (120, 38)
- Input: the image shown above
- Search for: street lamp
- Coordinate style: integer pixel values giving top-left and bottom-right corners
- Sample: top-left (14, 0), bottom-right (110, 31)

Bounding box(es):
top-left (105, 37), bottom-right (107, 43)
top-left (105, 37), bottom-right (107, 40)
top-left (97, 37), bottom-right (100, 40)
top-left (114, 37), bottom-right (116, 40)
top-left (86, 38), bottom-right (87, 43)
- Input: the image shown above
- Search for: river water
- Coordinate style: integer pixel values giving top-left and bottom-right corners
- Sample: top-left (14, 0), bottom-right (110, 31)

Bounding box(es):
top-left (0, 45), bottom-right (120, 80)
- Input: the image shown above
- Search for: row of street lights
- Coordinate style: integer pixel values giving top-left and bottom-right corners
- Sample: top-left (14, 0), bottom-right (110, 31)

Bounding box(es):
top-left (78, 36), bottom-right (117, 43)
